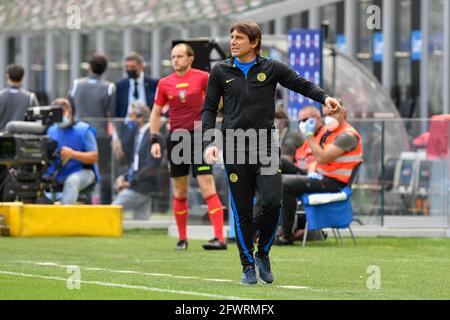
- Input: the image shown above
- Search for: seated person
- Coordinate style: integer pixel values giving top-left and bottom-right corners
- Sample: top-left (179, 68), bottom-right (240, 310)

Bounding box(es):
top-left (278, 106), bottom-right (363, 244)
top-left (45, 98), bottom-right (99, 204)
top-left (112, 102), bottom-right (161, 220)
top-left (274, 105), bottom-right (326, 244)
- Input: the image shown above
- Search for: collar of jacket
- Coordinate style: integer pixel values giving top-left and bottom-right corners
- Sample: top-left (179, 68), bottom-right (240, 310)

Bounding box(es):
top-left (225, 55), bottom-right (266, 67)
top-left (88, 73), bottom-right (101, 80)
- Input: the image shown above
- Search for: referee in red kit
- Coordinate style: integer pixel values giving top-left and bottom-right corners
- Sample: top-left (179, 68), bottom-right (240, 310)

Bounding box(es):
top-left (149, 43), bottom-right (226, 251)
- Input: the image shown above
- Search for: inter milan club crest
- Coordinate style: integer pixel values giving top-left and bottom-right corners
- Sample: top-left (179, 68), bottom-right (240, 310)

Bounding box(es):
top-left (257, 72), bottom-right (266, 82)
top-left (178, 90), bottom-right (187, 103)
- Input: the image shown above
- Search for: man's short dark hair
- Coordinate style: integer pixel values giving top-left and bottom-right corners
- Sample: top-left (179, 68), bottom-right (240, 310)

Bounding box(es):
top-left (7, 64), bottom-right (25, 82)
top-left (89, 53), bottom-right (108, 75)
top-left (125, 51), bottom-right (145, 65)
top-left (230, 20), bottom-right (262, 54)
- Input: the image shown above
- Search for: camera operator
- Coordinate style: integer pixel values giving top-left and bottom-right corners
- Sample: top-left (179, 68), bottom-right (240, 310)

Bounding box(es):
top-left (44, 98), bottom-right (100, 204)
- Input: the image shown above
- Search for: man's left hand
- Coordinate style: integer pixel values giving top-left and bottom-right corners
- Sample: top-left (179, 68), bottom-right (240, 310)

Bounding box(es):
top-left (324, 97), bottom-right (342, 115)
top-left (60, 146), bottom-right (74, 163)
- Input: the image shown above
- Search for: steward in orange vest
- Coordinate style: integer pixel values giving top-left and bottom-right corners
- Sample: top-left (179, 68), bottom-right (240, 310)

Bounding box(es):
top-left (276, 107), bottom-right (363, 245)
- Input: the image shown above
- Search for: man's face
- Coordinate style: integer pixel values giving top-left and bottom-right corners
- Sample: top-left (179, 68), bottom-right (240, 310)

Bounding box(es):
top-left (125, 60), bottom-right (144, 77)
top-left (230, 30), bottom-right (257, 59)
top-left (171, 46), bottom-right (193, 73)
top-left (298, 109), bottom-right (320, 131)
top-left (128, 111), bottom-right (137, 123)
top-left (64, 108), bottom-right (73, 122)
top-left (129, 111), bottom-right (144, 127)
top-left (58, 107), bottom-right (73, 128)
top-left (298, 109), bottom-right (318, 122)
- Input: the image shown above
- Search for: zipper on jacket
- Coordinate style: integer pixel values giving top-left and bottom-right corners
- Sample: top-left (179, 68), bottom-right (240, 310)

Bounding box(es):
top-left (229, 64), bottom-right (249, 126)
top-left (244, 60), bottom-right (260, 126)
top-left (230, 57), bottom-right (261, 128)
top-left (245, 75), bottom-right (249, 124)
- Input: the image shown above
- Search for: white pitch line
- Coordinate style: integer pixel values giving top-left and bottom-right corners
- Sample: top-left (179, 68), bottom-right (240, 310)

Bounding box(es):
top-left (17, 261), bottom-right (232, 283)
top-left (16, 260), bottom-right (310, 289)
top-left (203, 278), bottom-right (234, 283)
top-left (0, 270), bottom-right (250, 300)
top-left (11, 262), bottom-right (393, 294)
top-left (278, 285), bottom-right (309, 290)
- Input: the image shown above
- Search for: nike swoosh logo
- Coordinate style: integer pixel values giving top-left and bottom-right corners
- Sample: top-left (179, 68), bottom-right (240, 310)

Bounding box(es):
top-left (225, 78), bottom-right (236, 84)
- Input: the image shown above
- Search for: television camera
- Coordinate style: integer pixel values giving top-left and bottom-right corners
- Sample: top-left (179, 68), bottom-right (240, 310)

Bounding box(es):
top-left (0, 106), bottom-right (62, 203)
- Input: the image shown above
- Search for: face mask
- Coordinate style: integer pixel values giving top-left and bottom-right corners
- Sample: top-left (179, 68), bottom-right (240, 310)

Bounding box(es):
top-left (324, 116), bottom-right (339, 131)
top-left (57, 115), bottom-right (71, 128)
top-left (126, 119), bottom-right (137, 129)
top-left (126, 69), bottom-right (138, 79)
top-left (298, 121), bottom-right (307, 136)
top-left (298, 117), bottom-right (314, 136)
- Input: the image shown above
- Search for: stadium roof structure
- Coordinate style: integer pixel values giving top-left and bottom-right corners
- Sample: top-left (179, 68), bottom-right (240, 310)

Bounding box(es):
top-left (0, 0), bottom-right (283, 32)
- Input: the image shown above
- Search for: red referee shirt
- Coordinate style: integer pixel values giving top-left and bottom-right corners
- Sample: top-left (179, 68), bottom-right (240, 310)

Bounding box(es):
top-left (154, 68), bottom-right (209, 132)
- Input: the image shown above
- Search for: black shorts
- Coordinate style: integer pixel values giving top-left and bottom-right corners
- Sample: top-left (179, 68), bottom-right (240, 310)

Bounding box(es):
top-left (167, 131), bottom-right (213, 178)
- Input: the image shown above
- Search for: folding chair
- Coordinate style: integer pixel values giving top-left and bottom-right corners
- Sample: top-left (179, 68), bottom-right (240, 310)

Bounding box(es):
top-left (299, 164), bottom-right (361, 247)
top-left (300, 186), bottom-right (356, 247)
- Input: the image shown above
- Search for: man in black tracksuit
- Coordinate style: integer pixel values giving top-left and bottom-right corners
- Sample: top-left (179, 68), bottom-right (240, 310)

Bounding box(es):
top-left (202, 21), bottom-right (342, 284)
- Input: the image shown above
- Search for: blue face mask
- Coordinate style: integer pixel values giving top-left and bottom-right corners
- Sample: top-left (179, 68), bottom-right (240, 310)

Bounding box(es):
top-left (127, 120), bottom-right (137, 130)
top-left (57, 115), bottom-right (72, 128)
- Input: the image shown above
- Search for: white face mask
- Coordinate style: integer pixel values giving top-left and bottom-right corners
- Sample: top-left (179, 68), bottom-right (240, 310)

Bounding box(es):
top-left (57, 115), bottom-right (72, 128)
top-left (298, 121), bottom-right (307, 136)
top-left (324, 116), bottom-right (339, 131)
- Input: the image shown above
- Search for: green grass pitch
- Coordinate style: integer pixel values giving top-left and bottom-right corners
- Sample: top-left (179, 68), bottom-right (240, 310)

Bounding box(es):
top-left (0, 229), bottom-right (449, 300)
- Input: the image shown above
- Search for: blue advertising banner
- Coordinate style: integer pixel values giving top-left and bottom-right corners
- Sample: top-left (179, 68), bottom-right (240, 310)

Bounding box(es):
top-left (336, 34), bottom-right (347, 53)
top-left (287, 29), bottom-right (323, 119)
top-left (373, 32), bottom-right (384, 62)
top-left (411, 31), bottom-right (422, 61)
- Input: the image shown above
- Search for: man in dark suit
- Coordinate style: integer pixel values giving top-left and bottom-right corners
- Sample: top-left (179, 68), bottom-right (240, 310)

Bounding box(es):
top-left (113, 52), bottom-right (158, 164)
top-left (115, 52), bottom-right (158, 119)
top-left (113, 101), bottom-right (161, 220)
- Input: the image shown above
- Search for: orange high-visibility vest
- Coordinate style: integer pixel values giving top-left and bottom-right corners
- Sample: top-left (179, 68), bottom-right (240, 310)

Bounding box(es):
top-left (315, 122), bottom-right (363, 184)
top-left (294, 125), bottom-right (328, 171)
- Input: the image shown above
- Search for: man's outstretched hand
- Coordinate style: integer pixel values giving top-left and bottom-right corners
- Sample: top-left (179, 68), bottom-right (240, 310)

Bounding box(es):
top-left (324, 97), bottom-right (343, 115)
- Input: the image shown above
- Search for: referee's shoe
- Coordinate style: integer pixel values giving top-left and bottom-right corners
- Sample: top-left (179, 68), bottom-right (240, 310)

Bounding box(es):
top-left (202, 238), bottom-right (227, 250)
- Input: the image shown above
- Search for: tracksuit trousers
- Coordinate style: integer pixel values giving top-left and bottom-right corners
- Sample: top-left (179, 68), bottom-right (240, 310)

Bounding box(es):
top-left (223, 148), bottom-right (282, 269)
